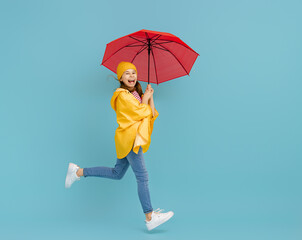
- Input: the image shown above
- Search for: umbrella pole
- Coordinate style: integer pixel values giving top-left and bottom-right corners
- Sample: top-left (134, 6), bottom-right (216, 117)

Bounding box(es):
top-left (148, 39), bottom-right (150, 85)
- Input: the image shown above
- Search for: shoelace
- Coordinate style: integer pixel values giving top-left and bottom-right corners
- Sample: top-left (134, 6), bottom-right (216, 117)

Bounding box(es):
top-left (145, 208), bottom-right (165, 223)
top-left (153, 208), bottom-right (165, 214)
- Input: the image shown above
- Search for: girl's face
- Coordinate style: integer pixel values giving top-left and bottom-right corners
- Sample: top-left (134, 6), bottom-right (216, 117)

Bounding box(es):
top-left (120, 68), bottom-right (137, 89)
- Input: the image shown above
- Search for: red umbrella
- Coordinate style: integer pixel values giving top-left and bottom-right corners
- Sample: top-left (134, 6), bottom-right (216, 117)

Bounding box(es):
top-left (101, 29), bottom-right (199, 85)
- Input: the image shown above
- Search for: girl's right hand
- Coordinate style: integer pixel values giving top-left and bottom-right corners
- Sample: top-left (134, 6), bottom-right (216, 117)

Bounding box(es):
top-left (142, 84), bottom-right (153, 103)
top-left (145, 85), bottom-right (154, 98)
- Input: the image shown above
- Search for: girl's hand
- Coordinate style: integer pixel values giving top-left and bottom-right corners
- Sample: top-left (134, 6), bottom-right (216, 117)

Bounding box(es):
top-left (142, 84), bottom-right (154, 103)
top-left (143, 89), bottom-right (152, 100)
top-left (146, 84), bottom-right (154, 96)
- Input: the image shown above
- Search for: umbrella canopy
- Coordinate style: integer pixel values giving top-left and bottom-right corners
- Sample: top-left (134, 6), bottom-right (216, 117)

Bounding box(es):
top-left (101, 29), bottom-right (199, 84)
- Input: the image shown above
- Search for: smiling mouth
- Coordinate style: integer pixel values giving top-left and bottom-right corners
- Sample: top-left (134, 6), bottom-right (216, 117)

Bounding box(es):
top-left (128, 80), bottom-right (135, 84)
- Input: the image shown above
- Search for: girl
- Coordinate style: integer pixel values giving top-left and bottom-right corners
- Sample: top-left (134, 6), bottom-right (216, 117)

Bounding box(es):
top-left (65, 61), bottom-right (174, 231)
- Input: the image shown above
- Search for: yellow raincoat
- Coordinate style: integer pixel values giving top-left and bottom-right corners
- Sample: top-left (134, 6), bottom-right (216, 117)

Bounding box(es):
top-left (110, 88), bottom-right (159, 159)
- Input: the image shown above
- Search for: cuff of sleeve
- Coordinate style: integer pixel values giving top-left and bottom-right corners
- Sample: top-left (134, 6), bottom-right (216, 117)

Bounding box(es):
top-left (152, 108), bottom-right (159, 120)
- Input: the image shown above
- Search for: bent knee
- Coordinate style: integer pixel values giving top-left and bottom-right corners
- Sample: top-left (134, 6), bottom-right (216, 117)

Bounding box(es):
top-left (136, 172), bottom-right (149, 183)
top-left (116, 173), bottom-right (125, 180)
top-left (112, 169), bottom-right (126, 180)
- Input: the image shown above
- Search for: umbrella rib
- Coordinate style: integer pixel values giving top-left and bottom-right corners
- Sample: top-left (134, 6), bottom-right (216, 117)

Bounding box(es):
top-left (102, 41), bottom-right (146, 64)
top-left (128, 36), bottom-right (148, 45)
top-left (153, 39), bottom-right (200, 55)
top-left (156, 42), bottom-right (190, 75)
top-left (150, 46), bottom-right (159, 85)
top-left (153, 45), bottom-right (170, 51)
top-left (150, 34), bottom-right (161, 44)
top-left (144, 32), bottom-right (150, 40)
top-left (130, 45), bottom-right (148, 62)
top-left (152, 41), bottom-right (173, 45)
top-left (125, 44), bottom-right (147, 47)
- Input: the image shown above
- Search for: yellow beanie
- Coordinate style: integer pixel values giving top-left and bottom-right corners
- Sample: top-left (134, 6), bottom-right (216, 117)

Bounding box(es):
top-left (116, 61), bottom-right (137, 81)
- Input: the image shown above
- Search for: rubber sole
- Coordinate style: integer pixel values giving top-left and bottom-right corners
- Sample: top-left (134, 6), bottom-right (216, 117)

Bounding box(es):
top-left (65, 163), bottom-right (77, 188)
top-left (146, 212), bottom-right (174, 231)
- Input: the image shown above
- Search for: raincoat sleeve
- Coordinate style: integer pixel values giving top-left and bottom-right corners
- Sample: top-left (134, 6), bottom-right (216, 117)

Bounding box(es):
top-left (132, 99), bottom-right (159, 154)
top-left (150, 108), bottom-right (159, 123)
top-left (116, 92), bottom-right (154, 121)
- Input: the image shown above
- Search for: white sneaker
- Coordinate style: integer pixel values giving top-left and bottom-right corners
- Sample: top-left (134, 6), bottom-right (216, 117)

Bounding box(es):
top-left (65, 163), bottom-right (80, 188)
top-left (145, 208), bottom-right (174, 231)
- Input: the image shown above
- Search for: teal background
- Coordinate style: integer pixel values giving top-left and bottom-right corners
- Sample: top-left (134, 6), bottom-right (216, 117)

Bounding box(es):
top-left (1, 0), bottom-right (302, 239)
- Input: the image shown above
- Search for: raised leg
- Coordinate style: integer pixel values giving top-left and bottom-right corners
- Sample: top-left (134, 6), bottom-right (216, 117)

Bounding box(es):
top-left (82, 157), bottom-right (129, 180)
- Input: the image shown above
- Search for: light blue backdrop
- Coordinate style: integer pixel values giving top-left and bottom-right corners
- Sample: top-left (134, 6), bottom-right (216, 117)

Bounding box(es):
top-left (1, 0), bottom-right (301, 239)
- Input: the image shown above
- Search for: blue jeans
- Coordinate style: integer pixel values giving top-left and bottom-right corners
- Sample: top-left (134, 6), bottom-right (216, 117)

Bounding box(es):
top-left (83, 146), bottom-right (153, 214)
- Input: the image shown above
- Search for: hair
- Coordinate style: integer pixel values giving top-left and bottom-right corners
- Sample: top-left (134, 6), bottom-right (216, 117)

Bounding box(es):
top-left (110, 74), bottom-right (143, 98)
